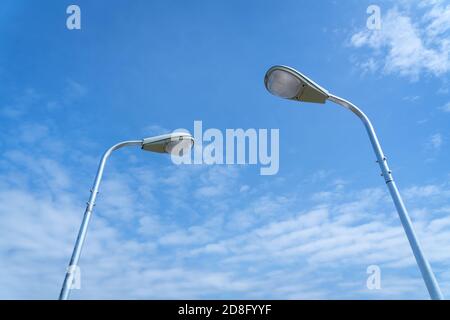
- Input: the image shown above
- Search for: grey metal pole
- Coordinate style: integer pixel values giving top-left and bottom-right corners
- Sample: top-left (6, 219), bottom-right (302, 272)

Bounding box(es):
top-left (328, 94), bottom-right (443, 300)
top-left (59, 140), bottom-right (142, 300)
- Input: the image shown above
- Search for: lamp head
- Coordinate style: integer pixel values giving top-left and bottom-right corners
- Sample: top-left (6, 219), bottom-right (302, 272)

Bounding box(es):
top-left (264, 65), bottom-right (329, 104)
top-left (142, 132), bottom-right (194, 155)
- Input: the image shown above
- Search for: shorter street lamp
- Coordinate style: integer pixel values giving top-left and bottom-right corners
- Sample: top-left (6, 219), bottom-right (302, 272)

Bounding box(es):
top-left (59, 132), bottom-right (194, 300)
top-left (264, 65), bottom-right (443, 300)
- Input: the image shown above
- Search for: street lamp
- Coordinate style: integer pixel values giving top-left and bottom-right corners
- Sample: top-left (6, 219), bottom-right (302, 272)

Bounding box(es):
top-left (264, 65), bottom-right (444, 300)
top-left (59, 132), bottom-right (194, 300)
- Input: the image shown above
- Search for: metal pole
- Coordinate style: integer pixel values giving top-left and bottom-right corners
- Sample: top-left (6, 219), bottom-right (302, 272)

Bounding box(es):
top-left (328, 94), bottom-right (443, 300)
top-left (59, 140), bottom-right (142, 300)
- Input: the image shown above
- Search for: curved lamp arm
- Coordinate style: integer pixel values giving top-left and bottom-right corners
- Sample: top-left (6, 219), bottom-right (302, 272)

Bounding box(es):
top-left (328, 94), bottom-right (443, 300)
top-left (59, 140), bottom-right (142, 300)
top-left (328, 94), bottom-right (392, 181)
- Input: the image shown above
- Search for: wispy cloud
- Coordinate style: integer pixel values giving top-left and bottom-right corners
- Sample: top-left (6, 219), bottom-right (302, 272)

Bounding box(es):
top-left (2, 1), bottom-right (450, 301)
top-left (141, 124), bottom-right (170, 136)
top-left (2, 122), bottom-right (450, 298)
top-left (0, 88), bottom-right (40, 118)
top-left (439, 102), bottom-right (450, 112)
top-left (350, 1), bottom-right (450, 80)
top-left (0, 79), bottom-right (88, 122)
top-left (63, 79), bottom-right (88, 104)
top-left (2, 105), bottom-right (450, 299)
top-left (428, 133), bottom-right (443, 150)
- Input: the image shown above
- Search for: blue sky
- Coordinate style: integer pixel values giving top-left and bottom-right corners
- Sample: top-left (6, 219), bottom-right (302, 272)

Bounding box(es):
top-left (0, 0), bottom-right (450, 299)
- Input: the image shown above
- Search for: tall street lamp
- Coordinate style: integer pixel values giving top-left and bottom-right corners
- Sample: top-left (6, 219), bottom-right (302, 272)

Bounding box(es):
top-left (264, 65), bottom-right (443, 300)
top-left (59, 132), bottom-right (194, 300)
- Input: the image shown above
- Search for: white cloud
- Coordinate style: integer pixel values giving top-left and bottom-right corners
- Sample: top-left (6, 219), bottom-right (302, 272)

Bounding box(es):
top-left (350, 2), bottom-right (450, 79)
top-left (357, 57), bottom-right (379, 75)
top-left (2, 149), bottom-right (450, 298)
top-left (439, 102), bottom-right (450, 112)
top-left (402, 95), bottom-right (420, 102)
top-left (194, 166), bottom-right (239, 198)
top-left (0, 88), bottom-right (40, 118)
top-left (18, 123), bottom-right (49, 143)
top-left (185, 181), bottom-right (450, 298)
top-left (0, 80), bottom-right (87, 122)
top-left (404, 184), bottom-right (445, 199)
top-left (63, 79), bottom-right (87, 104)
top-left (429, 133), bottom-right (443, 150)
top-left (1, 117), bottom-right (450, 299)
top-left (239, 185), bottom-right (250, 192)
top-left (421, 0), bottom-right (450, 38)
top-left (141, 124), bottom-right (169, 136)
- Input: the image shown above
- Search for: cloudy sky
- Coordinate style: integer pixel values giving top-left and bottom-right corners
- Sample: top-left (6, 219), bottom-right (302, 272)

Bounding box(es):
top-left (0, 0), bottom-right (449, 299)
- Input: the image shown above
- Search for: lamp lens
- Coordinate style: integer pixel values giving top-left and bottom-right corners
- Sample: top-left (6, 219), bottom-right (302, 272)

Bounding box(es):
top-left (266, 69), bottom-right (303, 99)
top-left (165, 138), bottom-right (193, 156)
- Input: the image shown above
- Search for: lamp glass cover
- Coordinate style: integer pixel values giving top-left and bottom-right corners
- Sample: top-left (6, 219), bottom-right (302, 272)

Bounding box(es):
top-left (165, 138), bottom-right (193, 156)
top-left (266, 69), bottom-right (303, 99)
